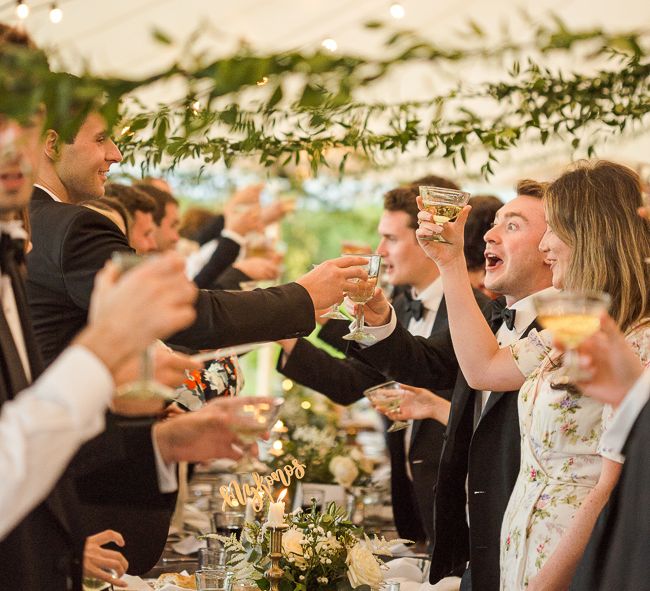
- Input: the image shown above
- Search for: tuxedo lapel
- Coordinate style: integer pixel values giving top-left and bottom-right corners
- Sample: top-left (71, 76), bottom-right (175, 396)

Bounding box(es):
top-left (0, 305), bottom-right (29, 396)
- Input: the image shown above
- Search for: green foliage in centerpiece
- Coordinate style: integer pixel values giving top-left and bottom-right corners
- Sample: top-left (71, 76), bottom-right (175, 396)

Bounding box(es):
top-left (209, 502), bottom-right (409, 591)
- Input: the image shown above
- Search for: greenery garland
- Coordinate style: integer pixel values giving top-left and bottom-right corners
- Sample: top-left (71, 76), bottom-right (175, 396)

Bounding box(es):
top-left (1, 16), bottom-right (648, 175)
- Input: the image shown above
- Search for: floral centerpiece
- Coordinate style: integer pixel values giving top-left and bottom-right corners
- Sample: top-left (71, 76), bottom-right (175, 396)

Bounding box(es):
top-left (210, 502), bottom-right (408, 591)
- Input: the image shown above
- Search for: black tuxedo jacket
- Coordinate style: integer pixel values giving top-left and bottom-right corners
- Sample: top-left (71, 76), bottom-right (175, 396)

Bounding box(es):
top-left (354, 298), bottom-right (534, 591)
top-left (27, 187), bottom-right (315, 366)
top-left (278, 291), bottom-right (460, 543)
top-left (571, 398), bottom-right (650, 591)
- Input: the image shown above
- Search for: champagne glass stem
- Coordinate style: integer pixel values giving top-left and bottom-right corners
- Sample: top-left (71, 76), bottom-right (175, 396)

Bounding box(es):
top-left (355, 304), bottom-right (365, 335)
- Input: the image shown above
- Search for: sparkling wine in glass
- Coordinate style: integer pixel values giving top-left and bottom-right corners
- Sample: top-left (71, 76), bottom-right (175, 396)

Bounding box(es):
top-left (110, 252), bottom-right (175, 416)
top-left (234, 398), bottom-right (284, 472)
top-left (342, 254), bottom-right (382, 342)
top-left (363, 381), bottom-right (409, 432)
top-left (320, 241), bottom-right (373, 320)
top-left (534, 290), bottom-right (611, 384)
top-left (419, 186), bottom-right (471, 244)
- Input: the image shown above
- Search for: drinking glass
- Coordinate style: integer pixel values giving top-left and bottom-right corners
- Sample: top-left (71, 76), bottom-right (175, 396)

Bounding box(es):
top-left (320, 242), bottom-right (372, 320)
top-left (419, 186), bottom-right (471, 243)
top-left (534, 290), bottom-right (611, 384)
top-left (198, 546), bottom-right (229, 569)
top-left (110, 252), bottom-right (175, 416)
top-left (195, 567), bottom-right (233, 591)
top-left (363, 381), bottom-right (408, 432)
top-left (342, 254), bottom-right (382, 342)
top-left (211, 511), bottom-right (246, 541)
top-left (233, 398), bottom-right (284, 472)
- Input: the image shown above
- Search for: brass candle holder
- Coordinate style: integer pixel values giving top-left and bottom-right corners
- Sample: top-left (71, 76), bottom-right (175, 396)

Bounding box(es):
top-left (265, 523), bottom-right (289, 591)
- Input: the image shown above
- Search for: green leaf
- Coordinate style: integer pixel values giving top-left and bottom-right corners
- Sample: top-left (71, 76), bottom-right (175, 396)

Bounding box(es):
top-left (152, 28), bottom-right (173, 45)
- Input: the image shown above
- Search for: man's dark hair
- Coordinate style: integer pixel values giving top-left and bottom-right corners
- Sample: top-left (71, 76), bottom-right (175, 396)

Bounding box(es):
top-left (0, 23), bottom-right (34, 47)
top-left (516, 179), bottom-right (548, 199)
top-left (384, 174), bottom-right (459, 229)
top-left (104, 183), bottom-right (155, 217)
top-left (465, 195), bottom-right (503, 270)
top-left (133, 182), bottom-right (178, 225)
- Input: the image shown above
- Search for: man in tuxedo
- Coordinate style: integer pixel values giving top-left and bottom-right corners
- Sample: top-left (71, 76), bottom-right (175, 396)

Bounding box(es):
top-left (0, 48), bottom-right (255, 587)
top-left (277, 180), bottom-right (472, 544)
top-left (133, 181), bottom-right (181, 252)
top-left (357, 180), bottom-right (554, 590)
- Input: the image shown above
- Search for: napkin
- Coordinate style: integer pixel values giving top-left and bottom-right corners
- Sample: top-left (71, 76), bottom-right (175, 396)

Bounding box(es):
top-left (171, 534), bottom-right (206, 555)
top-left (384, 557), bottom-right (425, 583)
top-left (119, 574), bottom-right (153, 590)
top-left (183, 503), bottom-right (211, 533)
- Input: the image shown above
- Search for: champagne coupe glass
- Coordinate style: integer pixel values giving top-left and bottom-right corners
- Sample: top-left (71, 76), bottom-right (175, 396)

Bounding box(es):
top-left (534, 290), bottom-right (611, 385)
top-left (363, 381), bottom-right (409, 432)
top-left (234, 398), bottom-right (284, 472)
top-left (342, 254), bottom-right (382, 342)
top-left (110, 252), bottom-right (175, 416)
top-left (321, 242), bottom-right (372, 320)
top-left (419, 186), bottom-right (471, 244)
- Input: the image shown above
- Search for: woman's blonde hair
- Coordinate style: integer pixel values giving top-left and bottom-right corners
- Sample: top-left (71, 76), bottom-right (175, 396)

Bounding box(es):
top-left (545, 160), bottom-right (650, 332)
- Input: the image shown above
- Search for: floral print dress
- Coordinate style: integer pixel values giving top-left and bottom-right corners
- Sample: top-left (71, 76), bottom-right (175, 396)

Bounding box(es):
top-left (500, 323), bottom-right (650, 590)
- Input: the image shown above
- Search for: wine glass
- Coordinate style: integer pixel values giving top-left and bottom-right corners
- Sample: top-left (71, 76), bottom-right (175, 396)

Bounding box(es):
top-left (234, 398), bottom-right (284, 472)
top-left (419, 186), bottom-right (471, 244)
top-left (321, 241), bottom-right (373, 320)
top-left (342, 254), bottom-right (382, 343)
top-left (534, 290), bottom-right (611, 385)
top-left (363, 381), bottom-right (409, 432)
top-left (110, 252), bottom-right (175, 416)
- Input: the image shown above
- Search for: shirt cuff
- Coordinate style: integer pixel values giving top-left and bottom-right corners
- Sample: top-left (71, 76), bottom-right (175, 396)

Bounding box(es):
top-left (48, 345), bottom-right (114, 421)
top-left (221, 229), bottom-right (246, 246)
top-left (152, 430), bottom-right (178, 493)
top-left (355, 307), bottom-right (398, 348)
top-left (599, 368), bottom-right (650, 463)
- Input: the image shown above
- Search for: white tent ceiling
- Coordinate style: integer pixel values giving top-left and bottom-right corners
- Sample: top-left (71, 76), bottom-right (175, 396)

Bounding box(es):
top-left (4, 0), bottom-right (650, 188)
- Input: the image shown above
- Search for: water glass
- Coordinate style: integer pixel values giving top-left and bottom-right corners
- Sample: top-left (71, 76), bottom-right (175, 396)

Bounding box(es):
top-left (195, 567), bottom-right (233, 591)
top-left (198, 547), bottom-right (229, 569)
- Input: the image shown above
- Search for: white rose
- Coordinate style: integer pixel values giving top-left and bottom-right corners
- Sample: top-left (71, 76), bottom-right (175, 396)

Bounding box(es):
top-left (329, 456), bottom-right (359, 488)
top-left (346, 542), bottom-right (384, 589)
top-left (282, 527), bottom-right (307, 566)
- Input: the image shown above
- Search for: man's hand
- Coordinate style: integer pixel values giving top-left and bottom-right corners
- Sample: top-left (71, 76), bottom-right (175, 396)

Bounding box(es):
top-left (261, 200), bottom-right (294, 225)
top-left (558, 313), bottom-right (645, 407)
top-left (224, 184), bottom-right (264, 236)
top-left (83, 530), bottom-right (129, 588)
top-left (78, 253), bottom-right (198, 375)
top-left (233, 257), bottom-right (281, 280)
top-left (296, 256), bottom-right (368, 312)
top-left (346, 288), bottom-right (391, 326)
top-left (153, 397), bottom-right (276, 464)
top-left (113, 343), bottom-right (202, 389)
top-left (416, 199), bottom-right (471, 269)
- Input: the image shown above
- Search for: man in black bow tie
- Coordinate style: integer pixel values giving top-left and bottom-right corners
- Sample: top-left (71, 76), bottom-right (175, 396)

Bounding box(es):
top-left (356, 179), bottom-right (554, 591)
top-left (277, 177), bottom-right (488, 545)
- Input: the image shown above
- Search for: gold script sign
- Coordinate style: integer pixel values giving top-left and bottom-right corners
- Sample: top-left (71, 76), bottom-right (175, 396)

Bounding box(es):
top-left (219, 459), bottom-right (306, 511)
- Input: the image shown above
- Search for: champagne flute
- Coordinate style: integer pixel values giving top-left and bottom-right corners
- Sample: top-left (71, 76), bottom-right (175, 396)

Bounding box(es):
top-left (110, 252), bottom-right (175, 416)
top-left (342, 254), bottom-right (382, 342)
top-left (534, 290), bottom-right (611, 385)
top-left (363, 381), bottom-right (408, 432)
top-left (321, 241), bottom-right (373, 320)
top-left (234, 398), bottom-right (284, 472)
top-left (419, 186), bottom-right (471, 244)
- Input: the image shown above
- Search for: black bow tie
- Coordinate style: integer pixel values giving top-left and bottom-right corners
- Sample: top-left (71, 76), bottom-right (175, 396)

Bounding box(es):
top-left (491, 303), bottom-right (516, 331)
top-left (404, 292), bottom-right (424, 321)
top-left (0, 232), bottom-right (26, 271)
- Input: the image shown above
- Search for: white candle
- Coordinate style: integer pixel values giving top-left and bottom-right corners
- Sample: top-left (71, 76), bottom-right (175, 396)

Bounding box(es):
top-left (266, 500), bottom-right (285, 527)
top-left (244, 498), bottom-right (256, 524)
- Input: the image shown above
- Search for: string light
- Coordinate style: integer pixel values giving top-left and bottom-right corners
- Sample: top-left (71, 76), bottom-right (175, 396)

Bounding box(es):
top-left (15, 0), bottom-right (29, 20)
top-left (256, 76), bottom-right (269, 86)
top-left (321, 37), bottom-right (338, 52)
top-left (49, 2), bottom-right (63, 23)
top-left (389, 2), bottom-right (405, 19)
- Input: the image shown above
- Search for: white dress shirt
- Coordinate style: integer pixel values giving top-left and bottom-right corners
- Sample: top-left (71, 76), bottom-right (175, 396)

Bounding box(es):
top-left (598, 368), bottom-right (650, 464)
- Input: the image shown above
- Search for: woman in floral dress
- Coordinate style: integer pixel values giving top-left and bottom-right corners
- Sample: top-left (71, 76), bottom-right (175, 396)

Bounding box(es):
top-left (415, 160), bottom-right (650, 590)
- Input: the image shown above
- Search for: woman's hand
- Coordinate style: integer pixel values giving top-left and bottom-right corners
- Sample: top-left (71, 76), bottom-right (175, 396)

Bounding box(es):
top-left (83, 530), bottom-right (129, 588)
top-left (415, 199), bottom-right (471, 269)
top-left (386, 384), bottom-right (451, 426)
